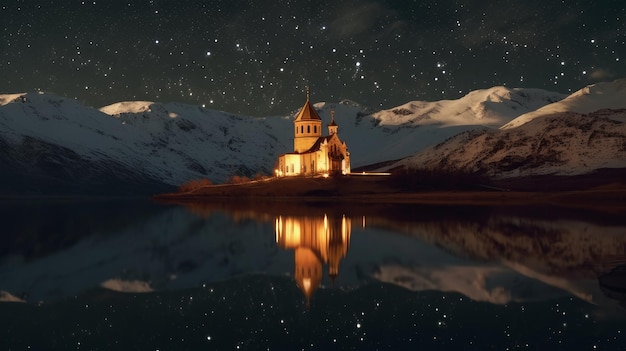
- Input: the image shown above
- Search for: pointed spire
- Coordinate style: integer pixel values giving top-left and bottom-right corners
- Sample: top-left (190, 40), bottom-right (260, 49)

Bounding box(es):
top-left (330, 273), bottom-right (337, 287)
top-left (328, 106), bottom-right (338, 134)
top-left (294, 86), bottom-right (322, 122)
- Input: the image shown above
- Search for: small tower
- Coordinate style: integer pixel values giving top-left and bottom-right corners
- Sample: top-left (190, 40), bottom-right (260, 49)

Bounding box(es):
top-left (328, 108), bottom-right (338, 135)
top-left (293, 87), bottom-right (323, 153)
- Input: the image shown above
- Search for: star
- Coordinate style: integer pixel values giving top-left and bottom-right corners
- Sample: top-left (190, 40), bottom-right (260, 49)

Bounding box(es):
top-left (0, 1), bottom-right (624, 116)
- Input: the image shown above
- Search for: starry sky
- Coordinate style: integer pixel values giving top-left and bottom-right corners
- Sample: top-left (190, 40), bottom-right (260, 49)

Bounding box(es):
top-left (1, 0), bottom-right (624, 116)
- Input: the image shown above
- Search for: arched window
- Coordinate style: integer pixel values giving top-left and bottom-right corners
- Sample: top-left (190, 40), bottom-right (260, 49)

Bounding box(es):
top-left (301, 126), bottom-right (304, 133)
top-left (314, 126), bottom-right (317, 133)
top-left (307, 125), bottom-right (310, 133)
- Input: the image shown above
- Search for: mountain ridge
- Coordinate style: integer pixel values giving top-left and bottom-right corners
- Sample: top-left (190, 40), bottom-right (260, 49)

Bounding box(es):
top-left (2, 81), bottom-right (623, 195)
top-left (391, 79), bottom-right (626, 179)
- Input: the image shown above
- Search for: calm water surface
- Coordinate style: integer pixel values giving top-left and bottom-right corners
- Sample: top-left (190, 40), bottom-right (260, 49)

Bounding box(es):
top-left (1, 199), bottom-right (625, 350)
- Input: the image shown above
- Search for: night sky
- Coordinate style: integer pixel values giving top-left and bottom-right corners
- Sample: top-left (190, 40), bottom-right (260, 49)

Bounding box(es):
top-left (1, 0), bottom-right (624, 116)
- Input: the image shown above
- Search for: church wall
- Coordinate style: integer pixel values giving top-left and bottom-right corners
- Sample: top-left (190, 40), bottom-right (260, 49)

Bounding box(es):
top-left (342, 153), bottom-right (351, 174)
top-left (322, 135), bottom-right (351, 175)
top-left (277, 154), bottom-right (302, 177)
top-left (301, 152), bottom-right (321, 176)
top-left (277, 144), bottom-right (349, 177)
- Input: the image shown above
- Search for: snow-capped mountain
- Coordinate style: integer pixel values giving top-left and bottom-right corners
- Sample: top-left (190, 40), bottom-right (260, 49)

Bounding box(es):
top-left (98, 100), bottom-right (288, 183)
top-left (0, 93), bottom-right (287, 194)
top-left (310, 87), bottom-right (564, 167)
top-left (393, 79), bottom-right (626, 178)
top-left (0, 85), bottom-right (565, 194)
top-left (371, 86), bottom-right (564, 127)
top-left (502, 79), bottom-right (626, 129)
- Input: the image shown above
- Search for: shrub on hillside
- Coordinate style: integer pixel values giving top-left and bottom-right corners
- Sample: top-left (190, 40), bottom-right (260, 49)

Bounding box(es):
top-left (225, 175), bottom-right (251, 184)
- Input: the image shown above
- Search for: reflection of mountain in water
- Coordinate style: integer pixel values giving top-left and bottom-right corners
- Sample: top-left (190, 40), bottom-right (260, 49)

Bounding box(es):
top-left (359, 213), bottom-right (626, 312)
top-left (275, 214), bottom-right (351, 303)
top-left (157, 202), bottom-right (626, 309)
top-left (183, 200), bottom-right (626, 309)
top-left (2, 199), bottom-right (626, 317)
top-left (369, 215), bottom-right (626, 279)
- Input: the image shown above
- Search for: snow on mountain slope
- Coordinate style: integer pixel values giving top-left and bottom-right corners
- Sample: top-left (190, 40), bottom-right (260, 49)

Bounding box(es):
top-left (0, 93), bottom-right (27, 106)
top-left (503, 79), bottom-right (626, 129)
top-left (0, 93), bottom-right (289, 193)
top-left (295, 86), bottom-right (564, 167)
top-left (394, 108), bottom-right (626, 178)
top-left (371, 86), bottom-right (564, 127)
top-left (0, 85), bottom-right (565, 193)
top-left (0, 92), bottom-right (165, 194)
top-left (100, 101), bottom-right (154, 115)
top-left (99, 100), bottom-right (289, 183)
top-left (390, 79), bottom-right (626, 178)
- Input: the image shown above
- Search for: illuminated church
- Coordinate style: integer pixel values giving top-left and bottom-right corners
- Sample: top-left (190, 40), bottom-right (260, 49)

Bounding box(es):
top-left (275, 90), bottom-right (351, 177)
top-left (275, 214), bottom-right (352, 304)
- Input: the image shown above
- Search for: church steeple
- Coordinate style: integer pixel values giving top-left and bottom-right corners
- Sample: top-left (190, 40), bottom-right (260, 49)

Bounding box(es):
top-left (328, 108), bottom-right (338, 135)
top-left (293, 87), bottom-right (323, 153)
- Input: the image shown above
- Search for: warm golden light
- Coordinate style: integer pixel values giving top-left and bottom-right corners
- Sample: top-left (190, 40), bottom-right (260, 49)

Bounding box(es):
top-left (275, 214), bottom-right (352, 303)
top-left (275, 93), bottom-right (351, 177)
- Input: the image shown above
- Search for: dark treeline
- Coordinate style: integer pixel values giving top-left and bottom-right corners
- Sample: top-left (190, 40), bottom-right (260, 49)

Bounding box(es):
top-left (390, 167), bottom-right (494, 192)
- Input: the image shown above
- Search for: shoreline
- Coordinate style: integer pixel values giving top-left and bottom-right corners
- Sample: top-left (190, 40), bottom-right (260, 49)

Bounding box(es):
top-left (155, 175), bottom-right (626, 212)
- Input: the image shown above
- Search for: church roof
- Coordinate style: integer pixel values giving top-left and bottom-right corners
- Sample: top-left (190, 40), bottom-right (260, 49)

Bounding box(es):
top-left (305, 135), bottom-right (332, 153)
top-left (304, 134), bottom-right (345, 156)
top-left (294, 98), bottom-right (322, 122)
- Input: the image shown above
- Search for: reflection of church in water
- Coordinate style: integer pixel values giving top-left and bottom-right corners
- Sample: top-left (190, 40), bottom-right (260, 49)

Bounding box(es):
top-left (275, 214), bottom-right (352, 303)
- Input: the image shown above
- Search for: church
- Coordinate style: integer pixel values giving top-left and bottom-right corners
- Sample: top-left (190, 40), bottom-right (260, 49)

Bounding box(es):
top-left (275, 90), bottom-right (351, 177)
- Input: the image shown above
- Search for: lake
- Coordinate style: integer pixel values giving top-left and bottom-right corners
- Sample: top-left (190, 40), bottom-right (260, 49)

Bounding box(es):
top-left (1, 198), bottom-right (625, 350)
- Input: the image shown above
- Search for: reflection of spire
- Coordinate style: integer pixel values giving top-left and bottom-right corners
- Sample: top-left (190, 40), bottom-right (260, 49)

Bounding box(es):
top-left (295, 248), bottom-right (322, 306)
top-left (275, 214), bottom-right (352, 305)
